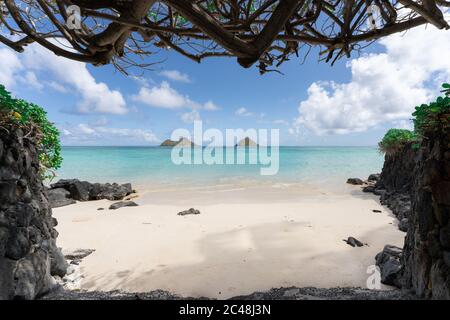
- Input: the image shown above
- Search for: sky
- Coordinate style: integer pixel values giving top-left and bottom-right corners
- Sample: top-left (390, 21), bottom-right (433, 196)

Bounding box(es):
top-left (1, 22), bottom-right (450, 146)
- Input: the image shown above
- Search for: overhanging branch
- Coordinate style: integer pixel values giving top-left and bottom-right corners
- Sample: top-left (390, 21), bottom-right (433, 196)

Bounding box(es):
top-left (0, 0), bottom-right (448, 74)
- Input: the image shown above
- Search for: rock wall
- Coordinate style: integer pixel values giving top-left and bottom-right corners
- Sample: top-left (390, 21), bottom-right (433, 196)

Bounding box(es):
top-left (376, 133), bottom-right (450, 299)
top-left (0, 124), bottom-right (67, 300)
top-left (402, 130), bottom-right (450, 299)
top-left (371, 144), bottom-right (415, 232)
top-left (378, 143), bottom-right (416, 194)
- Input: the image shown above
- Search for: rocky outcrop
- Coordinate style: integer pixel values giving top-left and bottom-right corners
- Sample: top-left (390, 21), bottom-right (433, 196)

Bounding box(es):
top-left (89, 182), bottom-right (133, 201)
top-left (369, 143), bottom-right (415, 230)
top-left (343, 237), bottom-right (364, 247)
top-left (160, 139), bottom-right (177, 147)
top-left (375, 245), bottom-right (403, 287)
top-left (46, 188), bottom-right (76, 208)
top-left (378, 143), bottom-right (416, 194)
top-left (371, 133), bottom-right (450, 298)
top-left (63, 248), bottom-right (95, 263)
top-left (346, 178), bottom-right (364, 185)
top-left (401, 130), bottom-right (450, 299)
top-left (235, 137), bottom-right (258, 147)
top-left (160, 137), bottom-right (196, 147)
top-left (363, 144), bottom-right (415, 232)
top-left (47, 179), bottom-right (133, 206)
top-left (109, 201), bottom-right (138, 210)
top-left (0, 125), bottom-right (66, 300)
top-left (55, 248), bottom-right (95, 290)
top-left (380, 192), bottom-right (411, 232)
top-left (178, 208), bottom-right (201, 216)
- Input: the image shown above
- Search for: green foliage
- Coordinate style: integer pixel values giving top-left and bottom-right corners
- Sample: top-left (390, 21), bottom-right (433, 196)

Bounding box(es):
top-left (0, 85), bottom-right (62, 179)
top-left (379, 83), bottom-right (450, 154)
top-left (378, 129), bottom-right (416, 154)
top-left (412, 83), bottom-right (450, 135)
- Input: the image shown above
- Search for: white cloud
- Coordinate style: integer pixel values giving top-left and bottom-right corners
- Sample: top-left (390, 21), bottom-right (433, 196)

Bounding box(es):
top-left (22, 71), bottom-right (43, 90)
top-left (62, 129), bottom-right (72, 136)
top-left (203, 101), bottom-right (220, 111)
top-left (235, 107), bottom-right (253, 117)
top-left (0, 48), bottom-right (23, 88)
top-left (392, 119), bottom-right (414, 131)
top-left (132, 81), bottom-right (187, 109)
top-left (131, 75), bottom-right (155, 87)
top-left (293, 23), bottom-right (450, 135)
top-left (180, 109), bottom-right (201, 123)
top-left (78, 123), bottom-right (96, 134)
top-left (0, 44), bottom-right (128, 115)
top-left (61, 124), bottom-right (159, 144)
top-left (132, 81), bottom-right (220, 112)
top-left (47, 81), bottom-right (68, 93)
top-left (160, 70), bottom-right (191, 83)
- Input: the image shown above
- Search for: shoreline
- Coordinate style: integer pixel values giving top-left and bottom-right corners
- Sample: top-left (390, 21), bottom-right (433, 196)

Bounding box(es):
top-left (52, 182), bottom-right (404, 299)
top-left (55, 145), bottom-right (383, 194)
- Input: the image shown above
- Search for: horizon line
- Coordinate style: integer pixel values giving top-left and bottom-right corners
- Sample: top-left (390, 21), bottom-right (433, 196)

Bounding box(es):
top-left (61, 145), bottom-right (379, 148)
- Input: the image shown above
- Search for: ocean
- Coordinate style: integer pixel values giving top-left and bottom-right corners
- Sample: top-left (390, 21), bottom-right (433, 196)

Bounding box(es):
top-left (56, 146), bottom-right (384, 190)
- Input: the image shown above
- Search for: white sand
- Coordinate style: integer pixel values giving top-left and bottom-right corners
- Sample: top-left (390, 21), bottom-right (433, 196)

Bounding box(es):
top-left (53, 184), bottom-right (404, 298)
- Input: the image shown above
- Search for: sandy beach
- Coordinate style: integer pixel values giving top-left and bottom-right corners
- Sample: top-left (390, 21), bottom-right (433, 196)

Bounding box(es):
top-left (52, 182), bottom-right (404, 299)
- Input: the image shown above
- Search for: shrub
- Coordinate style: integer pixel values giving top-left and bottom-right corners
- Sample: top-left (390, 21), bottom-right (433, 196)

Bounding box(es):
top-left (0, 85), bottom-right (62, 180)
top-left (378, 129), bottom-right (416, 155)
top-left (379, 83), bottom-right (450, 154)
top-left (412, 83), bottom-right (450, 135)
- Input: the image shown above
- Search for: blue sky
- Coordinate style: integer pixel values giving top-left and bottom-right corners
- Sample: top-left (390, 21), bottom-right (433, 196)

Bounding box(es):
top-left (1, 22), bottom-right (449, 146)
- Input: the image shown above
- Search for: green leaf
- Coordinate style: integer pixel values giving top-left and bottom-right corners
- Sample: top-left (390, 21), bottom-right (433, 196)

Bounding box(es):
top-left (378, 128), bottom-right (416, 154)
top-left (0, 84), bottom-right (62, 180)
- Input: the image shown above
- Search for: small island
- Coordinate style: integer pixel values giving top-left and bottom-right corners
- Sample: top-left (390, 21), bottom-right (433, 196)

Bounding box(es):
top-left (235, 137), bottom-right (258, 147)
top-left (160, 137), bottom-right (196, 147)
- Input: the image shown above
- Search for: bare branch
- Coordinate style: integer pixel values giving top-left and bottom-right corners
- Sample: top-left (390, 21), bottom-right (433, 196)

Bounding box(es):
top-left (0, 0), bottom-right (448, 74)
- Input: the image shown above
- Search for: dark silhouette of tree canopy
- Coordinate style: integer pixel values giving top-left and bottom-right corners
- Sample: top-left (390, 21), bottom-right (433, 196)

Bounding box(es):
top-left (1, 0), bottom-right (449, 74)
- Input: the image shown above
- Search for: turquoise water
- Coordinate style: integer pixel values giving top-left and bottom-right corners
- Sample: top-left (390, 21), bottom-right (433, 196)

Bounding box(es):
top-left (56, 146), bottom-right (384, 188)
